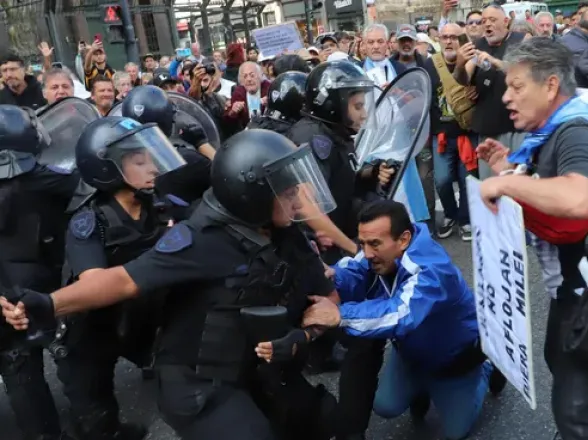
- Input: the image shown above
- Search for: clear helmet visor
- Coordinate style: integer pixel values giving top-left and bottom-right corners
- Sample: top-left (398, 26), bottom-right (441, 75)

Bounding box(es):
top-left (264, 146), bottom-right (337, 222)
top-left (106, 125), bottom-right (186, 190)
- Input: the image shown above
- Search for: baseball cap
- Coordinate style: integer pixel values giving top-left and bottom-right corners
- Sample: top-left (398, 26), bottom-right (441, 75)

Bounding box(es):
top-left (152, 69), bottom-right (178, 88)
top-left (143, 53), bottom-right (155, 60)
top-left (318, 33), bottom-right (338, 46)
top-left (396, 24), bottom-right (418, 40)
top-left (307, 46), bottom-right (320, 55)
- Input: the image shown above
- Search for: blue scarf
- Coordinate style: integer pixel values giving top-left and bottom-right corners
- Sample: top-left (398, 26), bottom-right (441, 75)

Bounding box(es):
top-left (508, 96), bottom-right (588, 165)
top-left (363, 57), bottom-right (396, 83)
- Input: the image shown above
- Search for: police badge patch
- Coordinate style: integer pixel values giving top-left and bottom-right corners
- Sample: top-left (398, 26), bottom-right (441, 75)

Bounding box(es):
top-left (155, 223), bottom-right (192, 253)
top-left (133, 105), bottom-right (145, 117)
top-left (70, 210), bottom-right (96, 240)
top-left (311, 135), bottom-right (332, 160)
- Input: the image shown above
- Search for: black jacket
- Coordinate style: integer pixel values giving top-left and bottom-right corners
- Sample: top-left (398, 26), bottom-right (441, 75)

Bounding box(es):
top-left (0, 75), bottom-right (46, 109)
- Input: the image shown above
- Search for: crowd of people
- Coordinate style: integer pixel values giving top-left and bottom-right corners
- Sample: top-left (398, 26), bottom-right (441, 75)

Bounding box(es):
top-left (1, 1), bottom-right (588, 440)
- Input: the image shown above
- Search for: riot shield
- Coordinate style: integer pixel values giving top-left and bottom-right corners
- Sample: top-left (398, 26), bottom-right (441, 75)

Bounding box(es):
top-left (36, 97), bottom-right (101, 172)
top-left (167, 92), bottom-right (221, 149)
top-left (108, 92), bottom-right (221, 149)
top-left (354, 67), bottom-right (432, 200)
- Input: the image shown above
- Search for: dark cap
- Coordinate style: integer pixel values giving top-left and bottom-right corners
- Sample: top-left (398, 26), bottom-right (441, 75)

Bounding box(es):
top-left (143, 53), bottom-right (156, 60)
top-left (396, 24), bottom-right (417, 40)
top-left (152, 69), bottom-right (178, 88)
top-left (318, 33), bottom-right (338, 46)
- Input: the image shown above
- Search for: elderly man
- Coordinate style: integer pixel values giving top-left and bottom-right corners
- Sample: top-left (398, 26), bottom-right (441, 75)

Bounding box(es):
top-left (478, 38), bottom-right (588, 440)
top-left (535, 11), bottom-right (557, 39)
top-left (225, 61), bottom-right (271, 129)
top-left (393, 24), bottom-right (428, 69)
top-left (188, 41), bottom-right (205, 64)
top-left (303, 200), bottom-right (505, 440)
top-left (124, 62), bottom-right (141, 87)
top-left (362, 23), bottom-right (406, 87)
top-left (454, 4), bottom-right (525, 179)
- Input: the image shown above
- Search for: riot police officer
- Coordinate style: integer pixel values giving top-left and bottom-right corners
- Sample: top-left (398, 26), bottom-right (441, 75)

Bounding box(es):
top-left (0, 104), bottom-right (80, 440)
top-left (287, 61), bottom-right (373, 263)
top-left (2, 129), bottom-right (339, 440)
top-left (56, 116), bottom-right (188, 440)
top-left (247, 71), bottom-right (307, 135)
top-left (121, 85), bottom-right (214, 203)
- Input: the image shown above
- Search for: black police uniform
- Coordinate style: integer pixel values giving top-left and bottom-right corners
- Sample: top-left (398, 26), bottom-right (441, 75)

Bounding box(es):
top-left (286, 62), bottom-right (387, 440)
top-left (57, 116), bottom-right (188, 440)
top-left (247, 71), bottom-right (307, 136)
top-left (0, 105), bottom-right (80, 440)
top-left (122, 130), bottom-right (337, 440)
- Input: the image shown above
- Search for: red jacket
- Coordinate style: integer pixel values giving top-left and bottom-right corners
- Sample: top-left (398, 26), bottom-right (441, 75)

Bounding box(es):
top-left (225, 80), bottom-right (271, 128)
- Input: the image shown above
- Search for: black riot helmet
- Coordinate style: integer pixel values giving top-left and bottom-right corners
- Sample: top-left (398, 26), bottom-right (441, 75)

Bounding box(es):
top-left (305, 61), bottom-right (375, 131)
top-left (75, 116), bottom-right (186, 193)
top-left (0, 104), bottom-right (50, 155)
top-left (266, 71), bottom-right (307, 123)
top-left (211, 129), bottom-right (336, 226)
top-left (121, 85), bottom-right (176, 137)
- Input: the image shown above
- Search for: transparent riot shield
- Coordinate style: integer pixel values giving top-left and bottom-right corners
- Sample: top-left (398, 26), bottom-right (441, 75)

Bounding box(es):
top-left (36, 97), bottom-right (101, 172)
top-left (108, 92), bottom-right (221, 149)
top-left (354, 67), bottom-right (432, 199)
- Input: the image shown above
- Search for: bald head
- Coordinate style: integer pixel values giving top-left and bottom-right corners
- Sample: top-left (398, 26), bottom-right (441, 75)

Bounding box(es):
top-left (439, 23), bottom-right (464, 63)
top-left (191, 42), bottom-right (200, 57)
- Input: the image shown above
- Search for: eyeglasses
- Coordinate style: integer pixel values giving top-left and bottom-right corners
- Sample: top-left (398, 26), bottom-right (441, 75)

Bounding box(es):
top-left (440, 35), bottom-right (459, 41)
top-left (467, 19), bottom-right (482, 25)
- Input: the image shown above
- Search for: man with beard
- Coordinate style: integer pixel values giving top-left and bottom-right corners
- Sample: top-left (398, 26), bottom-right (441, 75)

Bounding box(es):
top-left (392, 25), bottom-right (428, 69)
top-left (424, 23), bottom-right (478, 241)
top-left (0, 52), bottom-right (46, 109)
top-left (453, 3), bottom-right (525, 179)
top-left (303, 199), bottom-right (506, 440)
top-left (535, 11), bottom-right (558, 40)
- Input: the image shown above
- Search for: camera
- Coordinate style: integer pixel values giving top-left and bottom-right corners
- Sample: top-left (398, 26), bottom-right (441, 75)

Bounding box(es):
top-left (203, 63), bottom-right (216, 76)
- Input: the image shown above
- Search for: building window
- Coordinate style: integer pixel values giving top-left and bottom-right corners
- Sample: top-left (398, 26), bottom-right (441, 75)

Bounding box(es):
top-left (263, 11), bottom-right (276, 26)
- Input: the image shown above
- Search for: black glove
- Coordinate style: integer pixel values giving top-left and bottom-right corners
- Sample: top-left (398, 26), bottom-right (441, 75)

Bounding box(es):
top-left (18, 289), bottom-right (56, 329)
top-left (270, 328), bottom-right (309, 362)
top-left (180, 122), bottom-right (209, 149)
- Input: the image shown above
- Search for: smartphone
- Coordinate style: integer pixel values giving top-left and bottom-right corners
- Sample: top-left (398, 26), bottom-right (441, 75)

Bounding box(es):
top-left (457, 33), bottom-right (470, 46)
top-left (94, 33), bottom-right (102, 43)
top-left (51, 62), bottom-right (63, 69)
top-left (445, 0), bottom-right (459, 7)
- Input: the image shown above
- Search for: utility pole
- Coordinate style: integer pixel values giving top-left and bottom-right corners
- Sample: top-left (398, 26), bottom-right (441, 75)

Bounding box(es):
top-left (305, 0), bottom-right (314, 44)
top-left (118, 0), bottom-right (140, 64)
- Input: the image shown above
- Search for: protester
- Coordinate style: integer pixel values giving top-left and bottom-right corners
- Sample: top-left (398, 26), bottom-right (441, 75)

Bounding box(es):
top-left (84, 40), bottom-right (115, 91)
top-left (535, 11), bottom-right (557, 39)
top-left (112, 71), bottom-right (132, 101)
top-left (394, 24), bottom-right (428, 68)
top-left (142, 53), bottom-right (158, 73)
top-left (246, 46), bottom-right (259, 62)
top-left (465, 10), bottom-right (484, 42)
top-left (0, 51), bottom-right (46, 108)
top-left (225, 61), bottom-right (270, 129)
top-left (362, 23), bottom-right (406, 87)
top-left (89, 75), bottom-right (115, 116)
top-left (42, 68), bottom-right (75, 105)
top-left (188, 41), bottom-right (205, 64)
top-left (124, 62), bottom-right (141, 87)
top-left (561, 9), bottom-right (588, 88)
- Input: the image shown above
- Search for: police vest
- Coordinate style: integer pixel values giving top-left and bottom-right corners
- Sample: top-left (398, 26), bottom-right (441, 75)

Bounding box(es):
top-left (0, 173), bottom-right (68, 268)
top-left (164, 208), bottom-right (296, 383)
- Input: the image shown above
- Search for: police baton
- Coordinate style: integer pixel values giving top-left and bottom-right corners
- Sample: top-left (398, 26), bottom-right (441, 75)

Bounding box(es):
top-left (0, 259), bottom-right (45, 345)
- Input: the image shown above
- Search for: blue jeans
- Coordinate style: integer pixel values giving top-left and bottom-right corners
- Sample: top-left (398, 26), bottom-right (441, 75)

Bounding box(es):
top-left (373, 346), bottom-right (491, 440)
top-left (432, 135), bottom-right (477, 226)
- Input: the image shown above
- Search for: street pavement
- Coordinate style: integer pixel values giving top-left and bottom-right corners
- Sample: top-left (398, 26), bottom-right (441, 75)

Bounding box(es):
top-left (0, 230), bottom-right (558, 440)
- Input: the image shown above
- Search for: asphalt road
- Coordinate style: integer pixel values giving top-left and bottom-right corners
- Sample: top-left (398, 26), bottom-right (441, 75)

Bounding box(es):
top-left (0, 231), bottom-right (557, 440)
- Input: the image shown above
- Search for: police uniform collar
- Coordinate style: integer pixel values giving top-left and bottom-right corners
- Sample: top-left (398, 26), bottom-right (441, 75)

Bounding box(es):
top-left (201, 189), bottom-right (271, 248)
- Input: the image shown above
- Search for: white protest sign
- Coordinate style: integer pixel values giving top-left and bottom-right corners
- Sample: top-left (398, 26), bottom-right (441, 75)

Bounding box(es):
top-left (252, 22), bottom-right (304, 58)
top-left (466, 176), bottom-right (537, 410)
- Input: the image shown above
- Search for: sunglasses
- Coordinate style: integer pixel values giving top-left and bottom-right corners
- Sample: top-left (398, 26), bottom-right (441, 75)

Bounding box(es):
top-left (467, 19), bottom-right (482, 25)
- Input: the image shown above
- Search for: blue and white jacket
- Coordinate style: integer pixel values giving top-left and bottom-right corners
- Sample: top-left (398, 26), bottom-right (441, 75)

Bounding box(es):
top-left (335, 223), bottom-right (479, 371)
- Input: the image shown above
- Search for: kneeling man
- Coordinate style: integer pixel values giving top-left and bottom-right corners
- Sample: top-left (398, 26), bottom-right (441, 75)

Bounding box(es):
top-left (303, 200), bottom-right (505, 440)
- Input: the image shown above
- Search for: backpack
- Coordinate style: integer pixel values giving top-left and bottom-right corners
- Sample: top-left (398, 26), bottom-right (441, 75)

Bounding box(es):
top-left (432, 53), bottom-right (476, 130)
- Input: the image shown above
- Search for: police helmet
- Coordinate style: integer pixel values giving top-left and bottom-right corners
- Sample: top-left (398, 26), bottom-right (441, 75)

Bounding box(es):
top-left (305, 61), bottom-right (374, 130)
top-left (121, 86), bottom-right (176, 137)
top-left (0, 104), bottom-right (49, 155)
top-left (266, 71), bottom-right (307, 123)
top-left (211, 129), bottom-right (336, 226)
top-left (75, 116), bottom-right (186, 193)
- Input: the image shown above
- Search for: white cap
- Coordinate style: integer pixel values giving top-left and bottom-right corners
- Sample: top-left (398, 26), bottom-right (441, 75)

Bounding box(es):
top-left (258, 53), bottom-right (276, 63)
top-left (416, 33), bottom-right (434, 46)
top-left (327, 51), bottom-right (350, 62)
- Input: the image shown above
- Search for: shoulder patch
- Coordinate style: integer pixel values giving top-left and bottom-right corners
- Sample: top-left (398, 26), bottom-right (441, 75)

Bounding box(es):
top-left (166, 194), bottom-right (189, 207)
top-left (46, 165), bottom-right (73, 175)
top-left (70, 209), bottom-right (96, 240)
top-left (155, 223), bottom-right (192, 254)
top-left (311, 135), bottom-right (332, 160)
